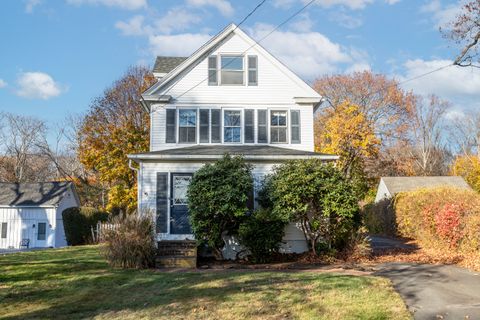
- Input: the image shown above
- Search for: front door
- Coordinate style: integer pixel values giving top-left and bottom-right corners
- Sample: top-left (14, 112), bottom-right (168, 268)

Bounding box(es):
top-left (34, 220), bottom-right (48, 247)
top-left (170, 173), bottom-right (193, 234)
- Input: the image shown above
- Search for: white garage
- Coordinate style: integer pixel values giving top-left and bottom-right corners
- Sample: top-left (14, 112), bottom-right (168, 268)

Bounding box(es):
top-left (0, 182), bottom-right (80, 249)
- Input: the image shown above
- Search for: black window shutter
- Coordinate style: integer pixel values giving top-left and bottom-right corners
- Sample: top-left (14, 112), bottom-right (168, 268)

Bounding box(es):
top-left (257, 109), bottom-right (267, 143)
top-left (291, 110), bottom-right (301, 144)
top-left (156, 173), bottom-right (168, 233)
top-left (208, 56), bottom-right (218, 86)
top-left (166, 109), bottom-right (176, 143)
top-left (200, 109), bottom-right (210, 143)
top-left (211, 109), bottom-right (221, 143)
top-left (244, 109), bottom-right (254, 143)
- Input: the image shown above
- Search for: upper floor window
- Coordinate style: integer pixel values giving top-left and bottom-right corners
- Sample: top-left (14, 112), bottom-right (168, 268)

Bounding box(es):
top-left (270, 111), bottom-right (287, 143)
top-left (179, 109), bottom-right (196, 143)
top-left (221, 56), bottom-right (244, 85)
top-left (224, 110), bottom-right (241, 142)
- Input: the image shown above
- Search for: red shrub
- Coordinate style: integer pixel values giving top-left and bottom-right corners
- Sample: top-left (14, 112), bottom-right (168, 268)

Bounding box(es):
top-left (435, 203), bottom-right (463, 248)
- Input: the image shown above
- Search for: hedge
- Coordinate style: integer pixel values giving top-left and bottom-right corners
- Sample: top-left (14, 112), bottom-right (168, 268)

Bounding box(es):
top-left (62, 207), bottom-right (109, 245)
top-left (394, 187), bottom-right (480, 255)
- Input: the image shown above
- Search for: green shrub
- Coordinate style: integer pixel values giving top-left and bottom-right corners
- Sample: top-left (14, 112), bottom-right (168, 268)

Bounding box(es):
top-left (62, 207), bottom-right (109, 245)
top-left (266, 160), bottom-right (360, 255)
top-left (238, 208), bottom-right (287, 263)
top-left (102, 213), bottom-right (155, 269)
top-left (395, 187), bottom-right (480, 254)
top-left (363, 198), bottom-right (397, 236)
top-left (187, 154), bottom-right (253, 259)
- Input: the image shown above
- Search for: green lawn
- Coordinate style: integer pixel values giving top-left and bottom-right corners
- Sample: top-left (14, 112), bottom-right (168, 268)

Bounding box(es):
top-left (0, 246), bottom-right (410, 320)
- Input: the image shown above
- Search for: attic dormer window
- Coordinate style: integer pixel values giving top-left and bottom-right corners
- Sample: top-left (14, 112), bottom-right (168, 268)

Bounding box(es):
top-left (221, 55), bottom-right (244, 85)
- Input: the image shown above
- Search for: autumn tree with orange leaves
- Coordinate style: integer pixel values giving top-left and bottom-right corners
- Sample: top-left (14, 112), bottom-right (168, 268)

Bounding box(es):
top-left (78, 66), bottom-right (155, 214)
top-left (313, 71), bottom-right (416, 178)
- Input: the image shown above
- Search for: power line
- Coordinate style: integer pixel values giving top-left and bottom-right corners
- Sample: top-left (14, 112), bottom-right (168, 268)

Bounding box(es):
top-left (165, 0), bottom-right (319, 101)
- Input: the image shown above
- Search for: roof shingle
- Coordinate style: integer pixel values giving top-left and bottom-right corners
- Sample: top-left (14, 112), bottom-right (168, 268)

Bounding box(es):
top-left (0, 182), bottom-right (75, 206)
top-left (381, 176), bottom-right (471, 195)
top-left (153, 56), bottom-right (187, 74)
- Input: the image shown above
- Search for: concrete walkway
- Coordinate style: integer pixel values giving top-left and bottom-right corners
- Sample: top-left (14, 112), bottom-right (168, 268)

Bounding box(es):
top-left (370, 236), bottom-right (480, 319)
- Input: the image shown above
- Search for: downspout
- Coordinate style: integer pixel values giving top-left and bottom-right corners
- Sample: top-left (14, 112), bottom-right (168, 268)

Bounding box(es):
top-left (129, 159), bottom-right (141, 215)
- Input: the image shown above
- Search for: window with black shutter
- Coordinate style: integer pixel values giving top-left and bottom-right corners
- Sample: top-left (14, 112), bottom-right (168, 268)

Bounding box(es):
top-left (244, 109), bottom-right (254, 143)
top-left (211, 109), bottom-right (221, 143)
top-left (208, 56), bottom-right (218, 86)
top-left (248, 56), bottom-right (258, 86)
top-left (166, 109), bottom-right (176, 143)
top-left (199, 109), bottom-right (210, 143)
top-left (291, 110), bottom-right (301, 144)
top-left (257, 109), bottom-right (267, 143)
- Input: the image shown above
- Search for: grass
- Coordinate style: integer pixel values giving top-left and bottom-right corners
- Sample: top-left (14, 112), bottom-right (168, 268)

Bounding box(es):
top-left (0, 246), bottom-right (410, 320)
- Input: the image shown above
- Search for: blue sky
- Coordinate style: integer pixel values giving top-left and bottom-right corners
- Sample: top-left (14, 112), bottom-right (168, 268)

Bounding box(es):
top-left (0, 0), bottom-right (479, 130)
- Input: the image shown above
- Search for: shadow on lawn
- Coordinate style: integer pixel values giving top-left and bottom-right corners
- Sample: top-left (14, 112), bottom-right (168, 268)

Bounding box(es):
top-left (1, 262), bottom-right (372, 320)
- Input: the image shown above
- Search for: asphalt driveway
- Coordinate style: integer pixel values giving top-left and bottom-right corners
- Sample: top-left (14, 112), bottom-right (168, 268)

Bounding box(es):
top-left (374, 261), bottom-right (480, 319)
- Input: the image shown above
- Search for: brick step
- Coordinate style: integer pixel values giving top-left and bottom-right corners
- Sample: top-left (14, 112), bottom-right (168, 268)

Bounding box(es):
top-left (155, 256), bottom-right (197, 268)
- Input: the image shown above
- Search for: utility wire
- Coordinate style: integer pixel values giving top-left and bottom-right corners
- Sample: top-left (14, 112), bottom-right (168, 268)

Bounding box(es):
top-left (164, 0), bottom-right (319, 101)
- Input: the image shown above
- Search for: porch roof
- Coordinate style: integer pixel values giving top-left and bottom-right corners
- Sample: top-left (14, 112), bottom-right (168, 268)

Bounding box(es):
top-left (128, 145), bottom-right (338, 162)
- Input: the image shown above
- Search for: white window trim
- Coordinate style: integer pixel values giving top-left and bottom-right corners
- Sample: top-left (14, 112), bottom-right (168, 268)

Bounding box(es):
top-left (222, 108), bottom-right (243, 144)
top-left (219, 54), bottom-right (245, 86)
top-left (269, 109), bottom-right (289, 144)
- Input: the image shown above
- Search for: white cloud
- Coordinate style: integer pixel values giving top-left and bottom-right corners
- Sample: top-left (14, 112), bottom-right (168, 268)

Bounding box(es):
top-left (314, 0), bottom-right (374, 10)
top-left (420, 0), bottom-right (462, 29)
top-left (25, 0), bottom-right (41, 13)
top-left (66, 0), bottom-right (147, 10)
top-left (290, 13), bottom-right (314, 32)
top-left (115, 15), bottom-right (148, 36)
top-left (148, 33), bottom-right (212, 57)
top-left (186, 0), bottom-right (233, 16)
top-left (330, 11), bottom-right (363, 28)
top-left (0, 79), bottom-right (7, 88)
top-left (16, 72), bottom-right (63, 100)
top-left (399, 59), bottom-right (480, 113)
top-left (272, 0), bottom-right (296, 9)
top-left (385, 0), bottom-right (401, 4)
top-left (116, 8), bottom-right (201, 36)
top-left (248, 23), bottom-right (356, 78)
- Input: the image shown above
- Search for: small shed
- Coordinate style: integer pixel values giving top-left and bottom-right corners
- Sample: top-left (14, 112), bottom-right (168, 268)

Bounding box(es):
top-left (375, 176), bottom-right (472, 202)
top-left (0, 182), bottom-right (80, 249)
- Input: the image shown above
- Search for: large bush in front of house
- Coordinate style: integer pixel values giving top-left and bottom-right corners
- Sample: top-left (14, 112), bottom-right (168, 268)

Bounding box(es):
top-left (238, 207), bottom-right (288, 263)
top-left (102, 213), bottom-right (156, 269)
top-left (187, 154), bottom-right (253, 259)
top-left (395, 187), bottom-right (480, 251)
top-left (62, 207), bottom-right (109, 245)
top-left (266, 159), bottom-right (360, 255)
top-left (363, 198), bottom-right (397, 236)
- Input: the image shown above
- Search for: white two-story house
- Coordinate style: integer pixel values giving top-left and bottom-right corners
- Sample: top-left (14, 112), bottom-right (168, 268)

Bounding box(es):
top-left (128, 23), bottom-right (338, 254)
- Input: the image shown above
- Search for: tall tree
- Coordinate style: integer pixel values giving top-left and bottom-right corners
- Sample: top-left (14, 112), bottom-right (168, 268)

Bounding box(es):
top-left (313, 71), bottom-right (415, 177)
top-left (408, 95), bottom-right (450, 176)
top-left (315, 101), bottom-right (380, 180)
top-left (442, 0), bottom-right (480, 67)
top-left (0, 113), bottom-right (52, 182)
top-left (78, 66), bottom-right (155, 214)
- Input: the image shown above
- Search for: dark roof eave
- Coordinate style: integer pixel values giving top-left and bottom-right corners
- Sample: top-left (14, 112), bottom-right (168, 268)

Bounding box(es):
top-left (128, 154), bottom-right (339, 162)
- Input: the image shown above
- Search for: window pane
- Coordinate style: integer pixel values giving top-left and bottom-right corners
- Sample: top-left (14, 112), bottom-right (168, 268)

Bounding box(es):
top-left (187, 127), bottom-right (196, 143)
top-left (211, 109), bottom-right (221, 143)
top-left (211, 126), bottom-right (221, 142)
top-left (278, 113), bottom-right (286, 126)
top-left (248, 56), bottom-right (257, 68)
top-left (248, 70), bottom-right (257, 85)
top-left (271, 128), bottom-right (279, 143)
top-left (278, 128), bottom-right (287, 143)
top-left (224, 127), bottom-right (241, 142)
top-left (258, 127), bottom-right (267, 143)
top-left (208, 70), bottom-right (217, 84)
top-left (221, 70), bottom-right (244, 85)
top-left (291, 127), bottom-right (300, 143)
top-left (179, 127), bottom-right (188, 143)
top-left (208, 56), bottom-right (217, 68)
top-left (224, 111), bottom-right (241, 126)
top-left (221, 56), bottom-right (243, 70)
top-left (1, 222), bottom-right (6, 239)
top-left (179, 110), bottom-right (196, 127)
top-left (257, 110), bottom-right (267, 143)
top-left (291, 110), bottom-right (299, 125)
top-left (37, 223), bottom-right (46, 241)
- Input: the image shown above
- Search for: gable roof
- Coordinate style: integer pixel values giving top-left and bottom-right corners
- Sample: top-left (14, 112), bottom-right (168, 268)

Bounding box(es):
top-left (143, 23), bottom-right (320, 101)
top-left (380, 176), bottom-right (471, 196)
top-left (0, 182), bottom-right (78, 207)
top-left (153, 57), bottom-right (187, 74)
top-left (129, 145), bottom-right (338, 161)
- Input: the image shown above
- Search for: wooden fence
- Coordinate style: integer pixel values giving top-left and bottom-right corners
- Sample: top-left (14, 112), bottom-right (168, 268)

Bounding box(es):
top-left (91, 222), bottom-right (118, 243)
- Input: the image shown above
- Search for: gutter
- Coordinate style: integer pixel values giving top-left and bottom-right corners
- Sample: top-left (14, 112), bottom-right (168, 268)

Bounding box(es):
top-left (128, 154), bottom-right (340, 162)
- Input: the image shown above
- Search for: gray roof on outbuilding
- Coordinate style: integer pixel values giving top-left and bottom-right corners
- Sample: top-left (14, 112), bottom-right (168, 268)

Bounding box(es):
top-left (129, 145), bottom-right (338, 161)
top-left (0, 182), bottom-right (76, 206)
top-left (380, 176), bottom-right (471, 196)
top-left (153, 56), bottom-right (187, 74)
